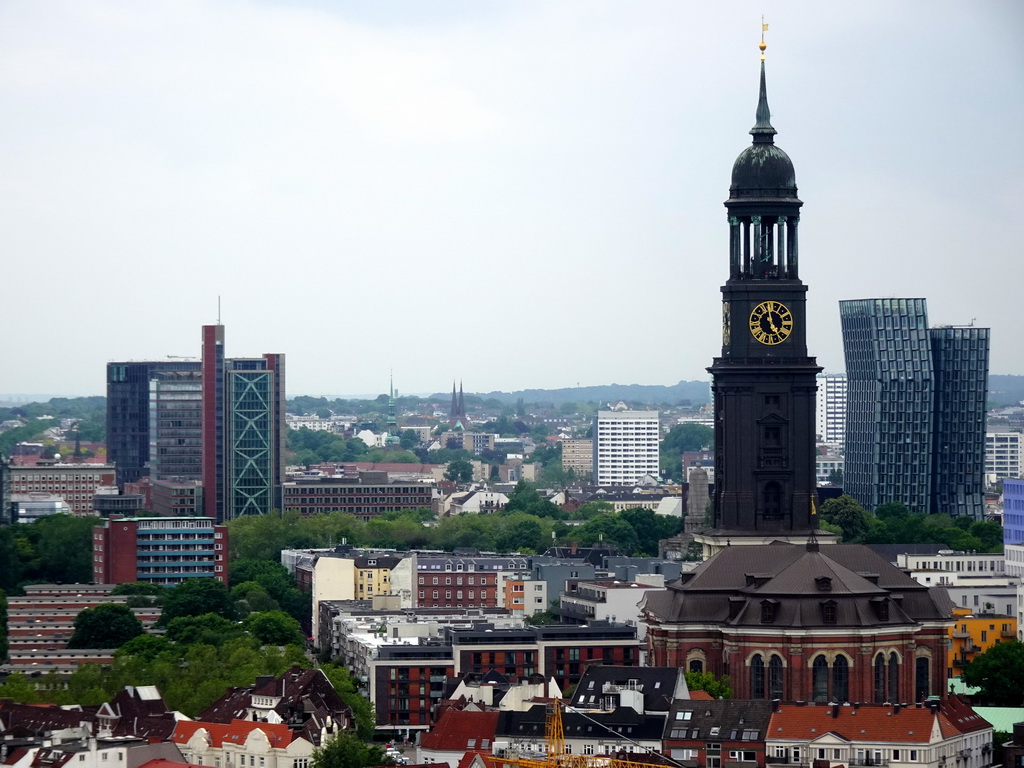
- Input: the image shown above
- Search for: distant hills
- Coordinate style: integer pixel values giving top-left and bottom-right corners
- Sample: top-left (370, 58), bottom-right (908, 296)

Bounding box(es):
top-left (989, 375), bottom-right (1024, 407)
top-left (474, 380), bottom-right (713, 407)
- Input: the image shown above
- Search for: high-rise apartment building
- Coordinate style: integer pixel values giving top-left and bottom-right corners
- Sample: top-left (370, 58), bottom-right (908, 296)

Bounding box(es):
top-left (592, 411), bottom-right (660, 486)
top-left (986, 433), bottom-right (1023, 485)
top-left (840, 298), bottom-right (989, 517)
top-left (92, 516), bottom-right (228, 586)
top-left (107, 360), bottom-right (201, 487)
top-left (815, 372), bottom-right (847, 445)
top-left (201, 325), bottom-right (285, 522)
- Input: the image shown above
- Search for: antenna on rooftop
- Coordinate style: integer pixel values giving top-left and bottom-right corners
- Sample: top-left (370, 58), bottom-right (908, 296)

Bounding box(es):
top-left (217, 296), bottom-right (222, 325)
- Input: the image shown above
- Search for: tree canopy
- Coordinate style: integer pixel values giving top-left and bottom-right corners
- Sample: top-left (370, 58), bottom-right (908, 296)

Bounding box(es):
top-left (68, 603), bottom-right (144, 649)
top-left (159, 578), bottom-right (237, 626)
top-left (311, 732), bottom-right (386, 768)
top-left (962, 640), bottom-right (1024, 705)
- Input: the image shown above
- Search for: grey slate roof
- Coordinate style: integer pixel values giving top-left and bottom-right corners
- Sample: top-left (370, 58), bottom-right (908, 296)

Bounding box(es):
top-left (570, 666), bottom-right (687, 713)
top-left (642, 543), bottom-right (952, 629)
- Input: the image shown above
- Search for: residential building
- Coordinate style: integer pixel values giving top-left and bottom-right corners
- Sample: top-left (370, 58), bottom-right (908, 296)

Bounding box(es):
top-left (106, 360), bottom-right (201, 487)
top-left (92, 516), bottom-right (229, 586)
top-left (986, 432), bottom-right (1023, 485)
top-left (1006, 479), bottom-right (1024, 636)
top-left (172, 720), bottom-right (316, 768)
top-left (559, 438), bottom-right (594, 478)
top-left (568, 664), bottom-right (688, 714)
top-left (816, 372), bottom-right (848, 445)
top-left (841, 299), bottom-right (989, 517)
top-left (5, 584), bottom-right (159, 654)
top-left (765, 697), bottom-right (992, 768)
top-left (947, 609), bottom-right (1016, 677)
top-left (592, 411), bottom-right (660, 486)
top-left (450, 622), bottom-right (640, 685)
top-left (663, 699), bottom-right (773, 767)
top-left (6, 463), bottom-right (116, 515)
top-left (281, 472), bottom-right (433, 519)
top-left (414, 552), bottom-right (527, 610)
top-left (198, 666), bottom-right (352, 744)
top-left (309, 549), bottom-right (412, 638)
top-left (816, 452), bottom-right (844, 484)
top-left (558, 579), bottom-right (663, 639)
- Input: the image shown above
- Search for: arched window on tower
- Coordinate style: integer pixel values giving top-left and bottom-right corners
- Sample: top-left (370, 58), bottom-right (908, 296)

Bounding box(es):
top-left (769, 655), bottom-right (784, 700)
top-left (833, 656), bottom-right (849, 703)
top-left (751, 654), bottom-right (765, 699)
top-left (915, 657), bottom-right (930, 701)
top-left (689, 659), bottom-right (704, 674)
top-left (763, 482), bottom-right (782, 520)
top-left (812, 655), bottom-right (829, 703)
top-left (888, 652), bottom-right (899, 703)
top-left (874, 654), bottom-right (886, 703)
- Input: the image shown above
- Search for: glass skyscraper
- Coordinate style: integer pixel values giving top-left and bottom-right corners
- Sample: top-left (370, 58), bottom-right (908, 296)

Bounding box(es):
top-left (839, 298), bottom-right (988, 517)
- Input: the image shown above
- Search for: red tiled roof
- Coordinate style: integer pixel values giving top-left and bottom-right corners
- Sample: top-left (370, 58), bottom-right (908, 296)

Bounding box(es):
top-left (171, 719), bottom-right (295, 749)
top-left (937, 695), bottom-right (991, 737)
top-left (419, 709), bottom-right (499, 752)
top-left (455, 751), bottom-right (503, 768)
top-left (689, 691), bottom-right (714, 700)
top-left (769, 702), bottom-right (986, 744)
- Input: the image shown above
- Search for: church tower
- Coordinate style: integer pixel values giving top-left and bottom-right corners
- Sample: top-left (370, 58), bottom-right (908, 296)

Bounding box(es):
top-left (697, 40), bottom-right (827, 555)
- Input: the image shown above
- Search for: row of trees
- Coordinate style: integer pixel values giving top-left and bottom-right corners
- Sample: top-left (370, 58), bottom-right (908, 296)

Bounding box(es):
top-left (227, 489), bottom-right (684, 563)
top-left (819, 496), bottom-right (1003, 552)
top-left (0, 514), bottom-right (97, 592)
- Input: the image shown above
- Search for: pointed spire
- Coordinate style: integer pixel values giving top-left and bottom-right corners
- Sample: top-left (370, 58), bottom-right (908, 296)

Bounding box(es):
top-left (458, 381), bottom-right (466, 419)
top-left (450, 381), bottom-right (458, 419)
top-left (750, 34), bottom-right (776, 144)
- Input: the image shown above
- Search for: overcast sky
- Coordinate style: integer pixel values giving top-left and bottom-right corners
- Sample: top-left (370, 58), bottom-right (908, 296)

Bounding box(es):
top-left (1, 1), bottom-right (1021, 399)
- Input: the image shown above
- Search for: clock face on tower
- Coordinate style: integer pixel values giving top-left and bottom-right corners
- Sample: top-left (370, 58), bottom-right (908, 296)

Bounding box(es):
top-left (749, 300), bottom-right (794, 345)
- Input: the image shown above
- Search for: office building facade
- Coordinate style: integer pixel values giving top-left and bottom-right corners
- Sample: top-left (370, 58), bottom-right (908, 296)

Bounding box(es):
top-left (201, 325), bottom-right (286, 522)
top-left (107, 360), bottom-right (201, 487)
top-left (592, 411), bottom-right (660, 485)
top-left (840, 299), bottom-right (988, 516)
top-left (149, 370), bottom-right (203, 480)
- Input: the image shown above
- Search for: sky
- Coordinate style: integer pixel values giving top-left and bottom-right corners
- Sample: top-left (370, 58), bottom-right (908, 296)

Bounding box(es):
top-left (1, 1), bottom-right (1022, 399)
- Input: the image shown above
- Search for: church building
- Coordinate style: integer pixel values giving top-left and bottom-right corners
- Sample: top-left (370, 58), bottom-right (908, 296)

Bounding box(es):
top-left (641, 40), bottom-right (954, 705)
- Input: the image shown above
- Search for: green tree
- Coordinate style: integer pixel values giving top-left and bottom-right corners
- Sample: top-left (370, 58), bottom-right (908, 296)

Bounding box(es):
top-left (321, 663), bottom-right (376, 739)
top-left (826, 468), bottom-right (844, 485)
top-left (68, 603), bottom-right (144, 649)
top-left (233, 581), bottom-right (281, 614)
top-left (962, 640), bottom-right (1024, 705)
top-left (243, 611), bottom-right (305, 646)
top-left (0, 672), bottom-right (42, 703)
top-left (444, 459), bottom-right (474, 484)
top-left (165, 613), bottom-right (245, 646)
top-left (159, 579), bottom-right (236, 626)
top-left (619, 507), bottom-right (683, 556)
top-left (684, 670), bottom-right (732, 699)
top-left (660, 424), bottom-right (714, 480)
top-left (311, 732), bottom-right (386, 768)
top-left (819, 495), bottom-right (870, 542)
top-left (399, 429), bottom-right (420, 451)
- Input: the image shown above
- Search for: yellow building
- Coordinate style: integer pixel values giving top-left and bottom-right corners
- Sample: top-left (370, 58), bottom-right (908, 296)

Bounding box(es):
top-left (948, 607), bottom-right (1016, 677)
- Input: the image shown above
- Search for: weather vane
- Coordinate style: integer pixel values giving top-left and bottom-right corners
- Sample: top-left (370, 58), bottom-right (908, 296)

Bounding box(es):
top-left (760, 16), bottom-right (768, 60)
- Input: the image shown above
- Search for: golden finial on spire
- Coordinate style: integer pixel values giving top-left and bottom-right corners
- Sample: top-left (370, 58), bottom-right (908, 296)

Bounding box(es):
top-left (760, 16), bottom-right (768, 60)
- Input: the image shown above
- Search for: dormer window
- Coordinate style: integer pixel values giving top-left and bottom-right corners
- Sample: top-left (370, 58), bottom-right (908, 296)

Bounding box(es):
top-left (760, 599), bottom-right (778, 624)
top-left (821, 600), bottom-right (837, 625)
top-left (816, 577), bottom-right (833, 592)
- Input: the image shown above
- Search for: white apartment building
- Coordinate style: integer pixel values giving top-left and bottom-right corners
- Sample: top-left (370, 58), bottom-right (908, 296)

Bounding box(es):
top-left (593, 411), bottom-right (660, 486)
top-left (815, 372), bottom-right (847, 445)
top-left (986, 432), bottom-right (1023, 484)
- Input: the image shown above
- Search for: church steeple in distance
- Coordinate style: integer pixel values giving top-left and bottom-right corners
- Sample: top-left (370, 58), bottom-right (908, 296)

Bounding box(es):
top-left (701, 32), bottom-right (825, 550)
